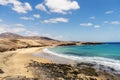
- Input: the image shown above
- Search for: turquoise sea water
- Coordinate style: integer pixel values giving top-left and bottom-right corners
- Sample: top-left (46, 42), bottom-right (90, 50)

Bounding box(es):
top-left (46, 43), bottom-right (120, 73)
top-left (49, 44), bottom-right (120, 60)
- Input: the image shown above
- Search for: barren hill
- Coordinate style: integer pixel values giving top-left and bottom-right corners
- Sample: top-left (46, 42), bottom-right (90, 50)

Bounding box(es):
top-left (0, 32), bottom-right (102, 52)
top-left (0, 32), bottom-right (78, 52)
top-left (0, 32), bottom-right (56, 41)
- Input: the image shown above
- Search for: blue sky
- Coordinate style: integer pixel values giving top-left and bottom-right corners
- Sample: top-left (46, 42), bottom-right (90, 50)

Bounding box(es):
top-left (0, 0), bottom-right (120, 42)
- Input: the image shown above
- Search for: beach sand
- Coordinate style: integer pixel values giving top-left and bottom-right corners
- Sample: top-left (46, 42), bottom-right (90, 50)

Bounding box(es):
top-left (0, 47), bottom-right (51, 80)
top-left (0, 47), bottom-right (119, 80)
top-left (34, 49), bottom-right (76, 64)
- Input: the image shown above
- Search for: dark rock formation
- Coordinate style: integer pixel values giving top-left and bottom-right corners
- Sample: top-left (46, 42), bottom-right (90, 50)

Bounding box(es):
top-left (0, 69), bottom-right (4, 74)
top-left (81, 42), bottom-right (103, 45)
top-left (26, 61), bottom-right (119, 80)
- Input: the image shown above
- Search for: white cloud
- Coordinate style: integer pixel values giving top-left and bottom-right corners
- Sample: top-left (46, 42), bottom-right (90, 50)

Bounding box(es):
top-left (0, 23), bottom-right (42, 36)
top-left (45, 0), bottom-right (80, 14)
top-left (0, 23), bottom-right (64, 39)
top-left (42, 17), bottom-right (68, 23)
top-left (94, 25), bottom-right (100, 28)
top-left (11, 27), bottom-right (26, 33)
top-left (33, 14), bottom-right (40, 19)
top-left (105, 10), bottom-right (113, 14)
top-left (35, 3), bottom-right (47, 12)
top-left (0, 24), bottom-right (26, 33)
top-left (104, 21), bottom-right (109, 24)
top-left (42, 34), bottom-right (52, 37)
top-left (0, 0), bottom-right (32, 13)
top-left (12, 2), bottom-right (32, 14)
top-left (20, 17), bottom-right (34, 20)
top-left (55, 35), bottom-right (63, 39)
top-left (89, 16), bottom-right (95, 19)
top-left (42, 33), bottom-right (63, 40)
top-left (14, 24), bottom-right (25, 27)
top-left (111, 21), bottom-right (120, 25)
top-left (36, 0), bottom-right (80, 14)
top-left (0, 19), bottom-right (2, 22)
top-left (25, 31), bottom-right (40, 36)
top-left (103, 21), bottom-right (120, 25)
top-left (80, 22), bottom-right (101, 29)
top-left (80, 23), bottom-right (93, 27)
top-left (0, 0), bottom-right (9, 5)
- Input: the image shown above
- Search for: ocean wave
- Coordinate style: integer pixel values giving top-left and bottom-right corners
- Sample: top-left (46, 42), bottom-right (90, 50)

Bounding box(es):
top-left (43, 48), bottom-right (120, 74)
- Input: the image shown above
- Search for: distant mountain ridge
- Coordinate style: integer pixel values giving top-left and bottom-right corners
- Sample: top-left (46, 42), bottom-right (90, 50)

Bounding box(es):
top-left (0, 32), bottom-right (104, 52)
top-left (0, 32), bottom-right (24, 39)
top-left (0, 32), bottom-right (56, 41)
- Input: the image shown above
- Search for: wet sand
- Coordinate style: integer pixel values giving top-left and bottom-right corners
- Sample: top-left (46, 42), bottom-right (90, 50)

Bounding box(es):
top-left (34, 51), bottom-right (75, 64)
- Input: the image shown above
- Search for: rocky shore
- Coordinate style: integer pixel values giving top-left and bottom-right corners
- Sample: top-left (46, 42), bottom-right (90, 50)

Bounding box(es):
top-left (25, 61), bottom-right (119, 80)
top-left (4, 60), bottom-right (120, 80)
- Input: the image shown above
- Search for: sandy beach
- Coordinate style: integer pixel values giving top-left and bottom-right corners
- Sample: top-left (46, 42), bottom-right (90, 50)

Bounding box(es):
top-left (0, 46), bottom-right (120, 80)
top-left (0, 47), bottom-right (51, 80)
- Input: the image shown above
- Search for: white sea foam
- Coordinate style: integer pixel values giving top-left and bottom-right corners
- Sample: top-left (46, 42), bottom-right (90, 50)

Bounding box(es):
top-left (43, 48), bottom-right (120, 74)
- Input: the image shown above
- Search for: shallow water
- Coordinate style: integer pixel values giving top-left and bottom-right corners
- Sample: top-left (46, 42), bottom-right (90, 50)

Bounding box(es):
top-left (47, 44), bottom-right (120, 74)
top-left (49, 44), bottom-right (120, 60)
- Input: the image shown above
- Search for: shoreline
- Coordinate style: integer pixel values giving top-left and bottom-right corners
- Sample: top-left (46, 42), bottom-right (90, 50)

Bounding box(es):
top-left (32, 47), bottom-right (120, 79)
top-left (34, 48), bottom-right (76, 64)
top-left (0, 46), bottom-right (120, 80)
top-left (40, 48), bottom-right (120, 74)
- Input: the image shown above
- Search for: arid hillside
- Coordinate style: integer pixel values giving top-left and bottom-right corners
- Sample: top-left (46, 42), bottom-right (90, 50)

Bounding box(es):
top-left (0, 32), bottom-right (103, 52)
top-left (0, 32), bottom-right (80, 52)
